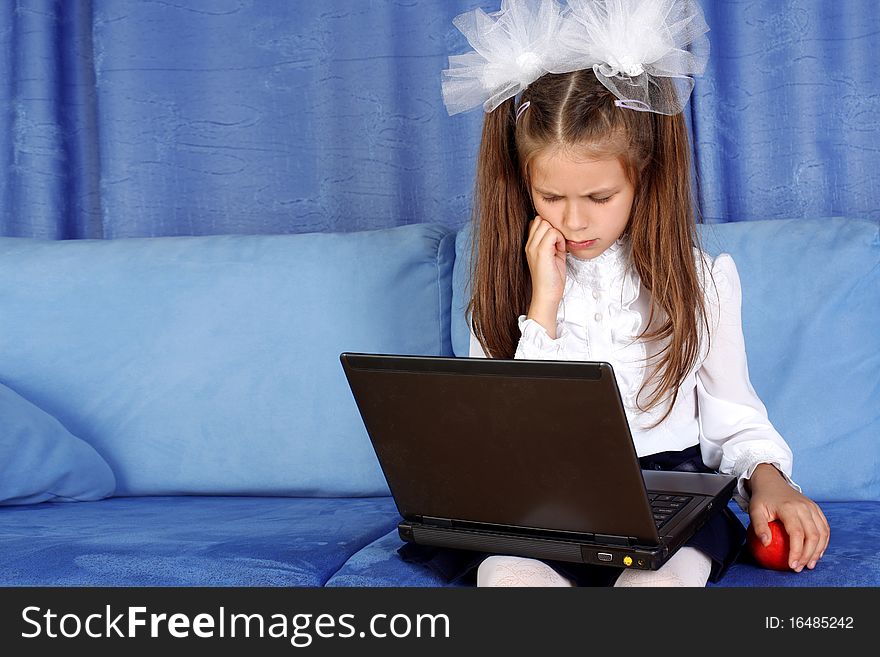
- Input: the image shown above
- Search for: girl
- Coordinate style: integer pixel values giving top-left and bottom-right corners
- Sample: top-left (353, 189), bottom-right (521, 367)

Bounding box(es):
top-left (400, 0), bottom-right (830, 587)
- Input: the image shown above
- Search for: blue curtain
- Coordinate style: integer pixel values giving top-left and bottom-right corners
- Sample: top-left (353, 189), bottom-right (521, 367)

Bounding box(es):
top-left (1, 0), bottom-right (878, 239)
top-left (694, 0), bottom-right (880, 223)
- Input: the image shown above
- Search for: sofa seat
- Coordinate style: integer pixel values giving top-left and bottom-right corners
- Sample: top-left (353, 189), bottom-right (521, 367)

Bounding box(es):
top-left (2, 497), bottom-right (877, 587)
top-left (717, 503), bottom-right (880, 586)
top-left (325, 501), bottom-right (880, 587)
top-left (0, 496), bottom-right (399, 586)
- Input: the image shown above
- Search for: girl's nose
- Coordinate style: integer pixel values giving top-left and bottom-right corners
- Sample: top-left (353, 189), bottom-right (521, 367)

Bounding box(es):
top-left (562, 201), bottom-right (589, 232)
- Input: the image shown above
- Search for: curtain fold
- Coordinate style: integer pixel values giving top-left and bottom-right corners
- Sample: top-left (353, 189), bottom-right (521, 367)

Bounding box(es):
top-left (0, 0), bottom-right (99, 238)
top-left (1, 0), bottom-right (878, 238)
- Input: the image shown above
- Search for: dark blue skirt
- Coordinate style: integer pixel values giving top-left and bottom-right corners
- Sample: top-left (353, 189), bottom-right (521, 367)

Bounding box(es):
top-left (397, 444), bottom-right (747, 586)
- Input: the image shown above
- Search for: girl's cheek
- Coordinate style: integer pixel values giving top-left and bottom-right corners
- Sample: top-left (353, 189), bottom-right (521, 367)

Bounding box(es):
top-left (538, 207), bottom-right (562, 229)
top-left (546, 215), bottom-right (564, 232)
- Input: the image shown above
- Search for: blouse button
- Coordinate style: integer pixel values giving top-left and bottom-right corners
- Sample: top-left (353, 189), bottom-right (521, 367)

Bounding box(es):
top-left (594, 312), bottom-right (602, 322)
top-left (592, 290), bottom-right (600, 300)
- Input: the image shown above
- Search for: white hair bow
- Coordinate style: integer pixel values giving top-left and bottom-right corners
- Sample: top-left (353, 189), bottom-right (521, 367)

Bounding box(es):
top-left (441, 0), bottom-right (710, 116)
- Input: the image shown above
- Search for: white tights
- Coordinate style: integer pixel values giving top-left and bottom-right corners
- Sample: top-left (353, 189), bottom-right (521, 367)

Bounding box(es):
top-left (476, 547), bottom-right (712, 588)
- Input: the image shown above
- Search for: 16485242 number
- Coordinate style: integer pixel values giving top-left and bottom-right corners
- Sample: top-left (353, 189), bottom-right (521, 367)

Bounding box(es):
top-left (789, 617), bottom-right (854, 629)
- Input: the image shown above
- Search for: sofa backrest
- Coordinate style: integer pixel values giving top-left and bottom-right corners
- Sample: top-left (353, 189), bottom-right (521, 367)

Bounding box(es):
top-left (452, 217), bottom-right (880, 502)
top-left (0, 223), bottom-right (456, 497)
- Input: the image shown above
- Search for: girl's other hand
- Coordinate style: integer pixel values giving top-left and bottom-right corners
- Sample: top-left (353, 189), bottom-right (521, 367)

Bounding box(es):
top-left (746, 464), bottom-right (830, 572)
top-left (524, 216), bottom-right (567, 331)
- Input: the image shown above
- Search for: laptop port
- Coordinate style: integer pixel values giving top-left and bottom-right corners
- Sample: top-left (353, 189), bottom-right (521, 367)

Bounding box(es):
top-left (597, 552), bottom-right (613, 562)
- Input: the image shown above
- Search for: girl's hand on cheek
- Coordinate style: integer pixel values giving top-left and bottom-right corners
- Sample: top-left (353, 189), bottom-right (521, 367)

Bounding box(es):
top-left (525, 216), bottom-right (567, 310)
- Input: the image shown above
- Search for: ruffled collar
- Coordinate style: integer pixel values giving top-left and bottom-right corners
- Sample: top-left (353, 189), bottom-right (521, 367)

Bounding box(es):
top-left (565, 234), bottom-right (632, 283)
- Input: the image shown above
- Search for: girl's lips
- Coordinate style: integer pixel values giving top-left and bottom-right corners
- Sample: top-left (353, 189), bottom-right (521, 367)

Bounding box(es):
top-left (567, 239), bottom-right (597, 248)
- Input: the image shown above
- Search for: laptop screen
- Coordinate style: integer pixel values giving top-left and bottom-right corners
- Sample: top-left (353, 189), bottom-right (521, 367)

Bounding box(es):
top-left (341, 353), bottom-right (660, 542)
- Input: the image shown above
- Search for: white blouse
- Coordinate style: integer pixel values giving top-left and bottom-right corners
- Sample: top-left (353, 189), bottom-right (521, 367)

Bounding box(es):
top-left (468, 235), bottom-right (801, 511)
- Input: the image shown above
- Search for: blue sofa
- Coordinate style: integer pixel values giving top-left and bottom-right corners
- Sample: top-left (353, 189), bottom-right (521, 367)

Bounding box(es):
top-left (1, 217), bottom-right (877, 586)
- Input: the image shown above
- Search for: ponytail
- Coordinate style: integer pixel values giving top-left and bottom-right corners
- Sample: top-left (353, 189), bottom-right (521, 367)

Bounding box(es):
top-left (626, 111), bottom-right (709, 426)
top-left (467, 97), bottom-right (534, 358)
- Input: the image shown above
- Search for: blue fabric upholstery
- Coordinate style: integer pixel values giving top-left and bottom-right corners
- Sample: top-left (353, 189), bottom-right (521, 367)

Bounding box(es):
top-left (451, 226), bottom-right (474, 359)
top-left (697, 218), bottom-right (880, 501)
top-left (0, 382), bottom-right (115, 505)
top-left (0, 496), bottom-right (398, 586)
top-left (1, 495), bottom-right (875, 586)
top-left (324, 501), bottom-right (880, 587)
top-left (0, 224), bottom-right (455, 497)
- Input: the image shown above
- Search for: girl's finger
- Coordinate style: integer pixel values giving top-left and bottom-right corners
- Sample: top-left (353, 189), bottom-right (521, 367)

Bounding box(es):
top-left (809, 504), bottom-right (830, 567)
top-left (527, 216), bottom-right (543, 241)
top-left (536, 223), bottom-right (563, 254)
top-left (816, 503), bottom-right (830, 558)
top-left (551, 225), bottom-right (567, 253)
top-left (748, 507), bottom-right (774, 547)
top-left (777, 509), bottom-right (806, 570)
top-left (793, 509), bottom-right (821, 572)
top-left (526, 218), bottom-right (549, 253)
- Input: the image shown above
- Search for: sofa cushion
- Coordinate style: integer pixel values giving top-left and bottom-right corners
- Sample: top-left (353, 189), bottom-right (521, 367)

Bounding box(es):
top-left (325, 501), bottom-right (880, 587)
top-left (325, 524), bottom-right (465, 587)
top-left (0, 382), bottom-right (115, 506)
top-left (0, 495), bottom-right (399, 585)
top-left (0, 224), bottom-right (456, 497)
top-left (452, 218), bottom-right (880, 502)
top-left (451, 226), bottom-right (475, 358)
top-left (697, 218), bottom-right (879, 501)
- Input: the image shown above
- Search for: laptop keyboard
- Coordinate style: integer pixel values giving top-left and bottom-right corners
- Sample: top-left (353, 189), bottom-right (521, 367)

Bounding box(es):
top-left (648, 493), bottom-right (693, 528)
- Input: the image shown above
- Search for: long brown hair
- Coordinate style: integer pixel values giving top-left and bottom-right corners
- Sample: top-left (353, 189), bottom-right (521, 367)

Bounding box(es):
top-left (467, 70), bottom-right (710, 426)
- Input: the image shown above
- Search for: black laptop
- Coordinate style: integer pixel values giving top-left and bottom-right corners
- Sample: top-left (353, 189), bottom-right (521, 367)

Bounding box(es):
top-left (339, 352), bottom-right (736, 572)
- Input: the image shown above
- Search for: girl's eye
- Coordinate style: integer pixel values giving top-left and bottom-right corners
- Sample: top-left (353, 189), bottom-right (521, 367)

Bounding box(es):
top-left (541, 194), bottom-right (614, 204)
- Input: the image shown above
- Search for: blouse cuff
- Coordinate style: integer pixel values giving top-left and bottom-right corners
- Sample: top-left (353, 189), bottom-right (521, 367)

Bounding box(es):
top-left (730, 458), bottom-right (802, 513)
top-left (515, 315), bottom-right (566, 359)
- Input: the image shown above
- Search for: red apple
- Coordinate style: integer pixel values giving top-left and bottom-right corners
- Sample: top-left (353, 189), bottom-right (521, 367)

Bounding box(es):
top-left (746, 519), bottom-right (792, 571)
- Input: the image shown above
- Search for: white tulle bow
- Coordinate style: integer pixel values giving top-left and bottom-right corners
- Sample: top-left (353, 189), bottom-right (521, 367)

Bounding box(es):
top-left (441, 0), bottom-right (575, 115)
top-left (441, 0), bottom-right (710, 116)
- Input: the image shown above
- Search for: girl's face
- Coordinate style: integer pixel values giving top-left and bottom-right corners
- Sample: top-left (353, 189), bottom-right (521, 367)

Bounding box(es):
top-left (529, 147), bottom-right (635, 260)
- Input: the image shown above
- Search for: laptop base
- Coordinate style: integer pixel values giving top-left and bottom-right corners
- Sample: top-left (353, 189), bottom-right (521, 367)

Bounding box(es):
top-left (399, 495), bottom-right (724, 571)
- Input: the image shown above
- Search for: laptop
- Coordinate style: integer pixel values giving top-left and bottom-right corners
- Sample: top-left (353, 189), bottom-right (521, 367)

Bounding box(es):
top-left (339, 352), bottom-right (737, 572)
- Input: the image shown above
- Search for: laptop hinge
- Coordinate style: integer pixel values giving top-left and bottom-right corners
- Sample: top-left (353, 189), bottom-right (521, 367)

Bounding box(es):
top-left (421, 516), bottom-right (453, 529)
top-left (418, 517), bottom-right (630, 546)
top-left (593, 533), bottom-right (632, 546)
